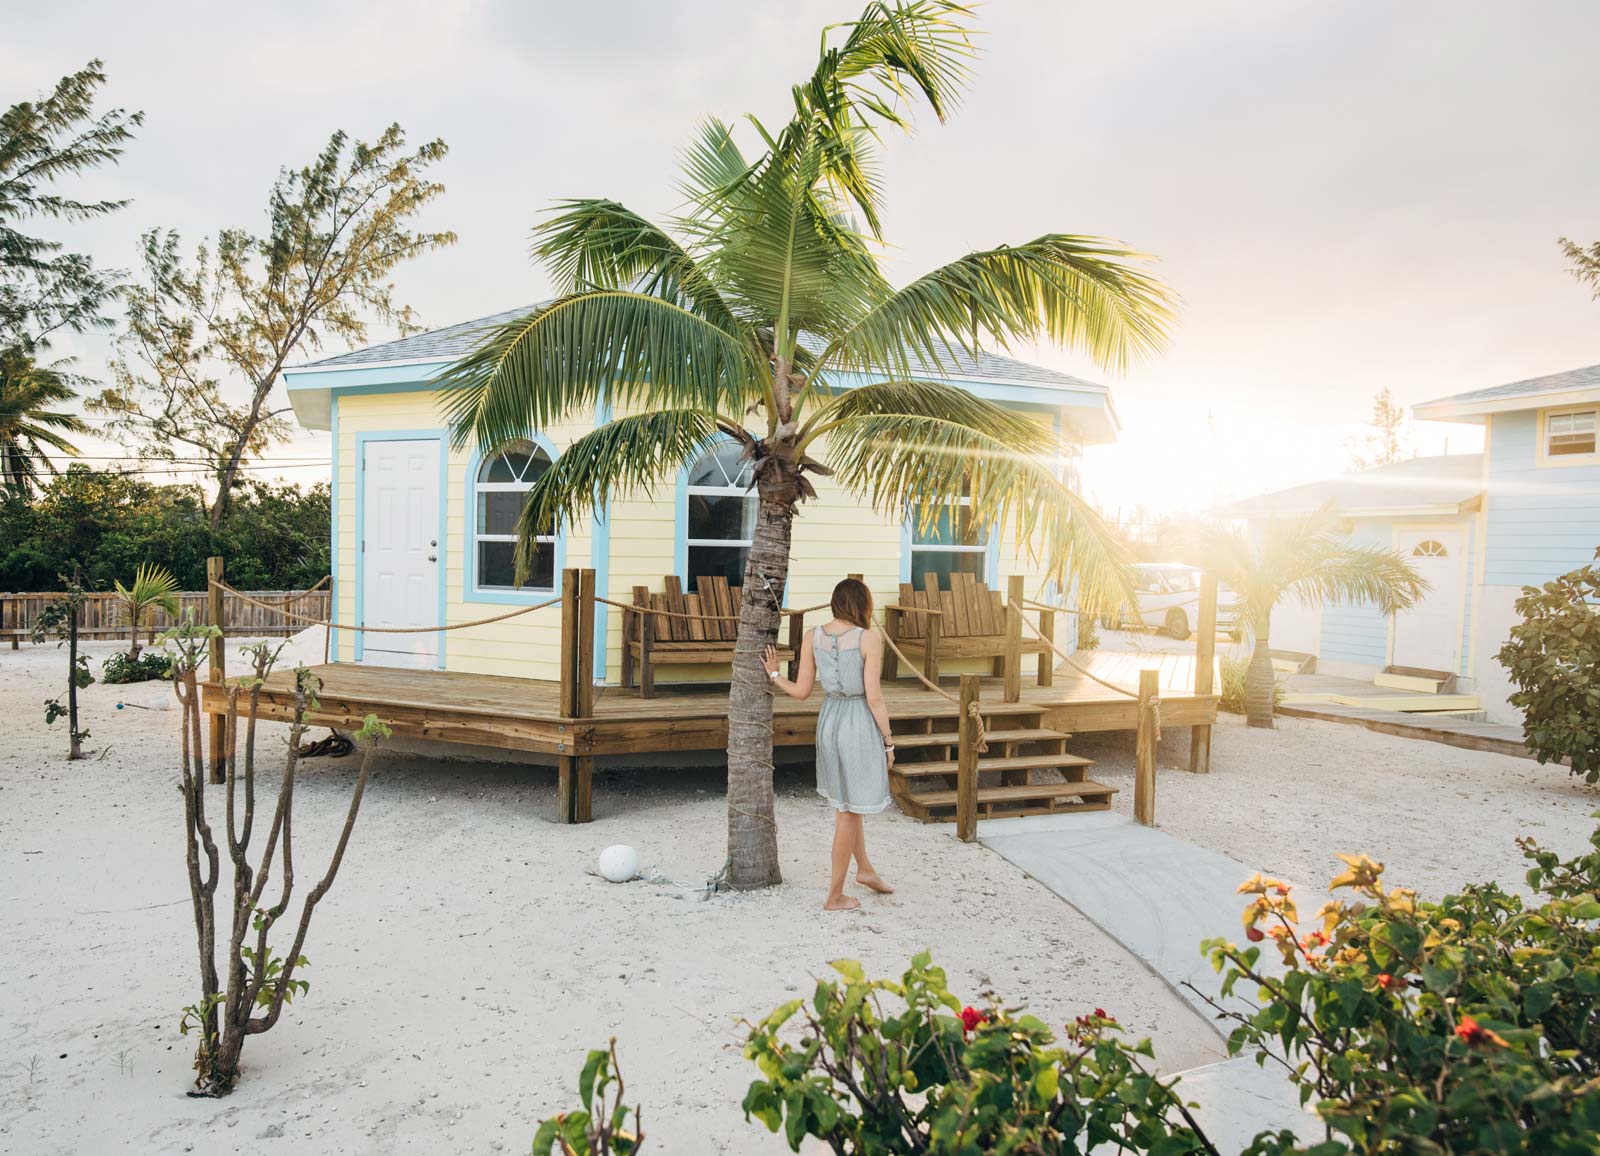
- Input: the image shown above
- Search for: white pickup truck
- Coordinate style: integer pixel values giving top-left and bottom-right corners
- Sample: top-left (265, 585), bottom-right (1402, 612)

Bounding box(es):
top-left (1106, 563), bottom-right (1242, 641)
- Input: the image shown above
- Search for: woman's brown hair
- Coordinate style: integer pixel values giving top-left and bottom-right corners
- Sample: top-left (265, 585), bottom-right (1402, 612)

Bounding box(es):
top-left (830, 578), bottom-right (873, 629)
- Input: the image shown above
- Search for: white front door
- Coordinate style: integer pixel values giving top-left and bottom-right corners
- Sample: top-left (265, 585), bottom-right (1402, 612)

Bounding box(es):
top-left (1390, 528), bottom-right (1465, 674)
top-left (361, 438), bottom-right (441, 668)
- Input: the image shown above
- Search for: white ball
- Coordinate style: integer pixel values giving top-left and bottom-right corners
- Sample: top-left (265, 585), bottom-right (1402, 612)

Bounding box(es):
top-left (597, 844), bottom-right (639, 884)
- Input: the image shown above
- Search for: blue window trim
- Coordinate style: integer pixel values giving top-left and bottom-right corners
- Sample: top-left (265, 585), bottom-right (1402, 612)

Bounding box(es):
top-left (353, 429), bottom-right (450, 669)
top-left (328, 394), bottom-right (340, 662)
top-left (462, 432), bottom-right (567, 605)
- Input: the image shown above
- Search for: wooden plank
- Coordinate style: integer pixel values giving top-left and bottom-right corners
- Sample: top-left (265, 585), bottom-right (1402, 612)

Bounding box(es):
top-left (949, 572), bottom-right (973, 638)
top-left (1135, 668), bottom-right (1158, 826)
top-left (558, 567), bottom-right (579, 720)
top-left (664, 575), bottom-right (689, 641)
top-left (1003, 575), bottom-right (1023, 703)
top-left (684, 594), bottom-right (706, 641)
top-left (955, 674), bottom-right (979, 842)
top-left (1190, 572), bottom-right (1217, 774)
top-left (898, 583), bottom-right (921, 638)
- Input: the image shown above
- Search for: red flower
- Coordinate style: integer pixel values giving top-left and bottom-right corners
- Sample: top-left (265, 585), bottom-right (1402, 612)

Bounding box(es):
top-left (1246, 927), bottom-right (1265, 942)
top-left (1094, 1008), bottom-right (1115, 1022)
top-left (1274, 884), bottom-right (1291, 896)
top-left (1454, 1015), bottom-right (1504, 1048)
top-left (1377, 973), bottom-right (1405, 993)
top-left (959, 1006), bottom-right (984, 1033)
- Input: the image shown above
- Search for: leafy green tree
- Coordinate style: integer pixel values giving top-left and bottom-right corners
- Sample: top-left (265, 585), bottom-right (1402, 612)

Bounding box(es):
top-left (1560, 236), bottom-right (1600, 300)
top-left (1346, 386), bottom-right (1412, 471)
top-left (440, 1), bottom-right (1170, 888)
top-left (0, 347), bottom-right (88, 495)
top-left (93, 125), bottom-right (454, 526)
top-left (1183, 512), bottom-right (1425, 728)
top-left (0, 60), bottom-right (141, 354)
top-left (1496, 550), bottom-right (1600, 781)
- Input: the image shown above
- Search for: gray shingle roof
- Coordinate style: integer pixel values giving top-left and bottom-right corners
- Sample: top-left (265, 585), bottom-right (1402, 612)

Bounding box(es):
top-left (302, 304), bottom-right (1108, 390)
top-left (1417, 363), bottom-right (1600, 409)
top-left (1215, 453), bottom-right (1485, 518)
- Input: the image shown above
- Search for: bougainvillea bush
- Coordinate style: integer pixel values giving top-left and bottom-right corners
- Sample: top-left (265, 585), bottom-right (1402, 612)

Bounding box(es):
top-left (1204, 821), bottom-right (1600, 1155)
top-left (1496, 548), bottom-right (1600, 781)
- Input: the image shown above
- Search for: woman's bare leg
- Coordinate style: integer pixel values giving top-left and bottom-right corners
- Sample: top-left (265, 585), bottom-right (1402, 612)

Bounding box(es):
top-left (824, 811), bottom-right (861, 911)
top-left (853, 821), bottom-right (894, 894)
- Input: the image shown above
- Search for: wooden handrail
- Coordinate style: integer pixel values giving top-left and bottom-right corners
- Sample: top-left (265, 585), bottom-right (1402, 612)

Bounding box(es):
top-left (883, 603), bottom-right (943, 616)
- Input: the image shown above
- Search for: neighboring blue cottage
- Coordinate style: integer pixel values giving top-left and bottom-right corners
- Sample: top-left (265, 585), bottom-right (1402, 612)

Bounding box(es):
top-left (1221, 362), bottom-right (1600, 723)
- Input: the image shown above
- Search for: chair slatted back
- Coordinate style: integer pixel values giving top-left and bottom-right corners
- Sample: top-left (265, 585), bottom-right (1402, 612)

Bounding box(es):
top-left (634, 575), bottom-right (745, 643)
top-left (896, 573), bottom-right (1006, 638)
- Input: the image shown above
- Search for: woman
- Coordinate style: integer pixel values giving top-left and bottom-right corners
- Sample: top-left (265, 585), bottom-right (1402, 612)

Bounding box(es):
top-left (764, 577), bottom-right (896, 911)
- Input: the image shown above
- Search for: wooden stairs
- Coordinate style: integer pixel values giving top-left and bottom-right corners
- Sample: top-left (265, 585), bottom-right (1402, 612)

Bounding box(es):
top-left (888, 703), bottom-right (1116, 823)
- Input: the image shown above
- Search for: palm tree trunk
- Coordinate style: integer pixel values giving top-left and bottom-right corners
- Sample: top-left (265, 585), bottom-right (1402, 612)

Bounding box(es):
top-left (1244, 610), bottom-right (1276, 729)
top-left (725, 477), bottom-right (796, 890)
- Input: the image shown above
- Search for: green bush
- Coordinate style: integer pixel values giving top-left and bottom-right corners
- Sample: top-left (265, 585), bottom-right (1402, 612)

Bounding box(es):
top-left (1205, 821), bottom-right (1600, 1155)
top-left (1496, 549), bottom-right (1600, 781)
top-left (1218, 655), bottom-right (1281, 715)
top-left (101, 650), bottom-right (174, 684)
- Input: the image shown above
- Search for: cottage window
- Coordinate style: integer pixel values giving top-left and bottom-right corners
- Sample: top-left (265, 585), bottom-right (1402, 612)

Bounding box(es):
top-left (908, 487), bottom-right (990, 588)
top-left (1412, 539), bottom-right (1449, 558)
top-left (474, 440), bottom-right (556, 592)
top-left (684, 442), bottom-right (756, 593)
top-left (1546, 409), bottom-right (1597, 457)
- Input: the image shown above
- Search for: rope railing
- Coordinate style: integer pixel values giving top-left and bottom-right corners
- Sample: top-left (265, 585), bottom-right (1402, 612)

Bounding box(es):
top-left (1017, 603), bottom-right (1162, 741)
top-left (594, 594), bottom-right (832, 623)
top-left (212, 580), bottom-right (564, 635)
top-left (876, 618), bottom-right (990, 754)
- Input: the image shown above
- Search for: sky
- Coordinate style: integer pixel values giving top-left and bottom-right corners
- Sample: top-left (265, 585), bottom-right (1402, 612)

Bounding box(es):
top-left (8, 0), bottom-right (1599, 518)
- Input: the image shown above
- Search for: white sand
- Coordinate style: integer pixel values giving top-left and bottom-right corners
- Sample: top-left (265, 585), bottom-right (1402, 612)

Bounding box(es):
top-left (1, 641), bottom-right (1224, 1155)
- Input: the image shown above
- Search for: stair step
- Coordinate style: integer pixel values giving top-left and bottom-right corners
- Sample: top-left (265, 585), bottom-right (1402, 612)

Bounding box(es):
top-left (909, 780), bottom-right (1118, 809)
top-left (891, 705), bottom-right (1045, 723)
top-left (893, 752), bottom-right (1094, 778)
top-left (893, 727), bottom-right (1072, 749)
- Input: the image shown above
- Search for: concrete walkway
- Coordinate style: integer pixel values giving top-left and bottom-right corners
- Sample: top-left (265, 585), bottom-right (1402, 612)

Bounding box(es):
top-left (978, 811), bottom-right (1317, 1146)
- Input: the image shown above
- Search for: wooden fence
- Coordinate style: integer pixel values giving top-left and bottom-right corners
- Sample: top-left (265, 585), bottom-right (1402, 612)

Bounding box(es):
top-left (1, 586), bottom-right (331, 646)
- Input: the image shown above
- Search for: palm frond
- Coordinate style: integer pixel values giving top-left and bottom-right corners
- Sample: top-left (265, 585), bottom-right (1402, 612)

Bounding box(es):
top-left (798, 377), bottom-right (1048, 448)
top-left (436, 292), bottom-right (761, 452)
top-left (113, 562), bottom-right (182, 622)
top-left (511, 409), bottom-right (726, 582)
top-left (822, 411), bottom-right (1133, 614)
top-left (818, 235), bottom-right (1177, 381)
top-left (533, 198), bottom-right (739, 331)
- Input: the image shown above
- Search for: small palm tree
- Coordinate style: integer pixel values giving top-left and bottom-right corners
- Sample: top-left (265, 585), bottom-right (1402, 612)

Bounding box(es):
top-left (113, 563), bottom-right (181, 658)
top-left (440, 1), bottom-right (1174, 887)
top-left (1183, 512), bottom-right (1428, 728)
top-left (0, 348), bottom-right (89, 496)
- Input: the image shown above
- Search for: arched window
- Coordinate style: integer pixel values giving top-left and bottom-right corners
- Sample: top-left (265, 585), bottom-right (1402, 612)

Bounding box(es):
top-left (1412, 539), bottom-right (1448, 558)
top-left (473, 439), bottom-right (557, 593)
top-left (683, 441), bottom-right (755, 592)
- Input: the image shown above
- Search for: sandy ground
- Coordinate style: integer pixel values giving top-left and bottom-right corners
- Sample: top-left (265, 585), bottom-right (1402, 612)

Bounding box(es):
top-left (1, 640), bottom-right (1224, 1156)
top-left (1078, 708), bottom-right (1600, 902)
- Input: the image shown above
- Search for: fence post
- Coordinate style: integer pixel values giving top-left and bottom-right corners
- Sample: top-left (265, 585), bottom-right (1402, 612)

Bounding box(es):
top-left (1135, 668), bottom-right (1158, 825)
top-left (3, 595), bottom-right (13, 650)
top-left (573, 568), bottom-right (596, 824)
top-left (1036, 605), bottom-right (1055, 687)
top-left (206, 556), bottom-right (227, 785)
top-left (1004, 575), bottom-right (1023, 702)
top-left (557, 567), bottom-right (580, 824)
top-left (1189, 573), bottom-right (1218, 774)
top-left (956, 674), bottom-right (980, 842)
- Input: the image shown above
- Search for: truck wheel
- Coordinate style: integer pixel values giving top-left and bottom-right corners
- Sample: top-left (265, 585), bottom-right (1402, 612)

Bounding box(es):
top-left (1164, 608), bottom-right (1191, 641)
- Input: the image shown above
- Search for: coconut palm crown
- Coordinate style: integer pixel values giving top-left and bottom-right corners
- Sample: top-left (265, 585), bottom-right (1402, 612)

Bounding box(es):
top-left (437, 1), bottom-right (1176, 888)
top-left (1184, 511), bottom-right (1428, 728)
top-left (0, 347), bottom-right (88, 496)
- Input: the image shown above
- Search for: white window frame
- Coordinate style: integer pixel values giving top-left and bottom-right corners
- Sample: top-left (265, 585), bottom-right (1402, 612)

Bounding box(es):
top-left (1537, 404), bottom-right (1600, 468)
top-left (683, 443), bottom-right (756, 591)
top-left (907, 495), bottom-right (993, 586)
top-left (472, 440), bottom-right (558, 595)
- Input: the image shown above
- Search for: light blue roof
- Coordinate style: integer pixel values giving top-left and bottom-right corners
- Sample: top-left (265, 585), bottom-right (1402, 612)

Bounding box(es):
top-left (1415, 362), bottom-right (1600, 419)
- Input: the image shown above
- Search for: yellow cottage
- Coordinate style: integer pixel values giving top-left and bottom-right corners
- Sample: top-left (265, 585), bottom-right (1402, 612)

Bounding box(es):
top-left (282, 305), bottom-right (1120, 686)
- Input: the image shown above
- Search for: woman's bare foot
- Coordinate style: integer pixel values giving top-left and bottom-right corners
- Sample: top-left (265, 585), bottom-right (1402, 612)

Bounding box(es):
top-left (856, 871), bottom-right (895, 895)
top-left (823, 894), bottom-right (861, 911)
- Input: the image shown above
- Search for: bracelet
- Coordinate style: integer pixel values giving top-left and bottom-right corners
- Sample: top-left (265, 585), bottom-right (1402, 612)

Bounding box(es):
top-left (767, 670), bottom-right (779, 681)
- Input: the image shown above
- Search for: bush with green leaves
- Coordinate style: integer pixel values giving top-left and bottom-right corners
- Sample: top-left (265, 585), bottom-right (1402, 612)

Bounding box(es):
top-left (1219, 655), bottom-right (1281, 716)
top-left (1496, 548), bottom-right (1600, 781)
top-left (1201, 821), bottom-right (1600, 1155)
top-left (101, 648), bottom-right (173, 684)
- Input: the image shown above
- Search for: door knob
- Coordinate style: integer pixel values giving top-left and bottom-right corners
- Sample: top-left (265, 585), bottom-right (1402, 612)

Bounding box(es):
top-left (427, 553), bottom-right (437, 562)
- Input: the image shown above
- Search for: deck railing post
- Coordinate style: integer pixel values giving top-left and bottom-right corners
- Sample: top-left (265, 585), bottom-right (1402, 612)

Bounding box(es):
top-left (1004, 575), bottom-right (1024, 702)
top-left (1037, 605), bottom-right (1055, 687)
top-left (1135, 668), bottom-right (1158, 825)
top-left (557, 567), bottom-right (580, 823)
top-left (1189, 573), bottom-right (1218, 774)
top-left (572, 568), bottom-right (596, 823)
top-left (786, 609), bottom-right (804, 680)
top-left (881, 607), bottom-right (900, 681)
top-left (922, 612), bottom-right (941, 685)
top-left (956, 673), bottom-right (980, 842)
top-left (206, 556), bottom-right (227, 785)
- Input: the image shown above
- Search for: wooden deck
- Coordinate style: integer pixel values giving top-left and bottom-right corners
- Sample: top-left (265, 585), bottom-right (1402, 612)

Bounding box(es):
top-left (200, 649), bottom-right (1218, 760)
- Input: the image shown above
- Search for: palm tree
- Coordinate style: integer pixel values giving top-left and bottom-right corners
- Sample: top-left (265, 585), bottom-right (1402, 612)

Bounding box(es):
top-left (0, 348), bottom-right (88, 496)
top-left (112, 562), bottom-right (181, 658)
top-left (439, 1), bottom-right (1174, 888)
top-left (1183, 512), bottom-right (1428, 728)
